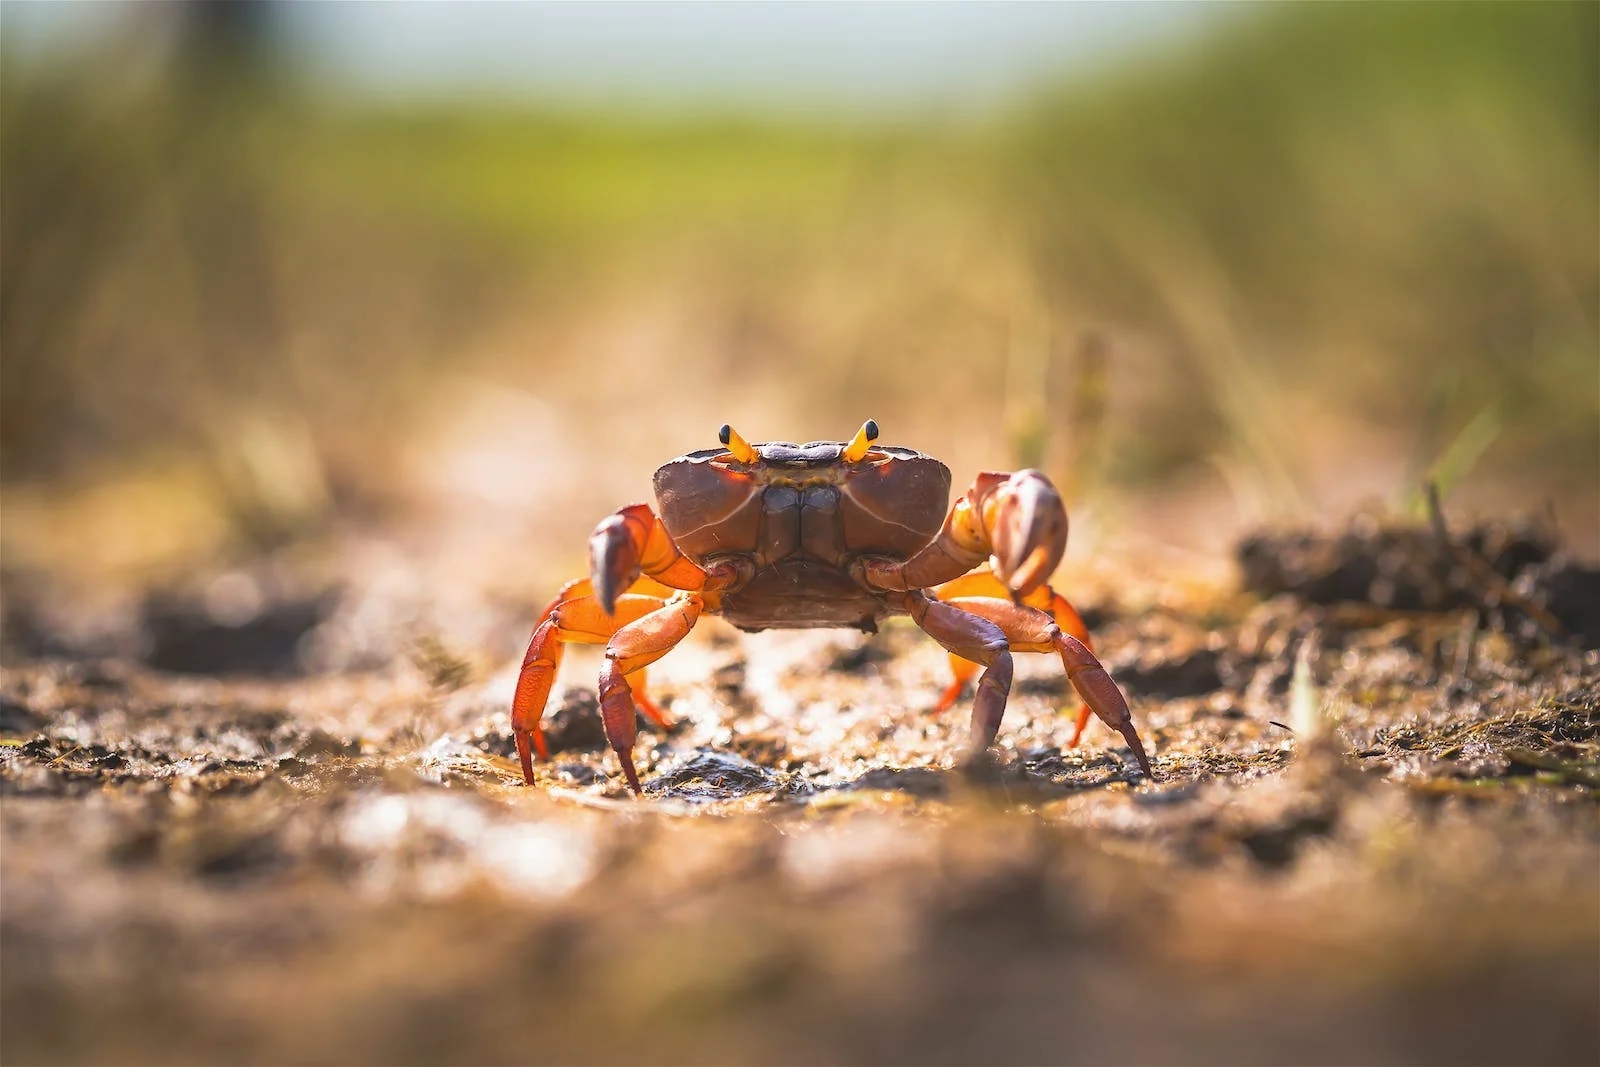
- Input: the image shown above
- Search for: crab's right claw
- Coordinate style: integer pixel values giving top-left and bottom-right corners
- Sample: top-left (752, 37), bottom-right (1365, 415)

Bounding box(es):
top-left (589, 512), bottom-right (644, 616)
top-left (988, 470), bottom-right (1068, 600)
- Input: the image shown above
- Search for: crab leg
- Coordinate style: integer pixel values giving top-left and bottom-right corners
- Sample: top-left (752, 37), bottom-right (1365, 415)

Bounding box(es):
top-left (894, 592), bottom-right (1016, 758)
top-left (942, 596), bottom-right (1152, 777)
top-left (511, 589), bottom-right (670, 784)
top-left (932, 567), bottom-right (1099, 747)
top-left (596, 595), bottom-right (705, 794)
top-left (514, 501), bottom-right (743, 785)
top-left (857, 469), bottom-right (1069, 600)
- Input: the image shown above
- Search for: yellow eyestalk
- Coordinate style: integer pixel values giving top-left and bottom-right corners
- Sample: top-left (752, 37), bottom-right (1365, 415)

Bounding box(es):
top-left (718, 424), bottom-right (759, 464)
top-left (842, 419), bottom-right (880, 463)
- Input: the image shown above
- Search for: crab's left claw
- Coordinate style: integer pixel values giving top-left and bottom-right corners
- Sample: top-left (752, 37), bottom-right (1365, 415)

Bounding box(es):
top-left (587, 503), bottom-right (715, 616)
top-left (987, 470), bottom-right (1067, 600)
top-left (589, 512), bottom-right (643, 616)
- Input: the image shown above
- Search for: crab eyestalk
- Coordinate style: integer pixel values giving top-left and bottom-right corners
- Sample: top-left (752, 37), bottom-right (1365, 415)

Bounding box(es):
top-left (718, 423), bottom-right (759, 464)
top-left (986, 470), bottom-right (1068, 599)
top-left (842, 418), bottom-right (880, 463)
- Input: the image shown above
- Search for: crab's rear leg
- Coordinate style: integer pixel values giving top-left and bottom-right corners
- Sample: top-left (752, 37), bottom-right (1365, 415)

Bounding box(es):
top-left (597, 595), bottom-right (705, 794)
top-left (945, 595), bottom-right (1152, 778)
top-left (934, 567), bottom-right (1098, 746)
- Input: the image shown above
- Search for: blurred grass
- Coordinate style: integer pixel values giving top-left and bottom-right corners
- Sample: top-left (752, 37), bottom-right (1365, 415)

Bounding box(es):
top-left (1011, 1), bottom-right (1597, 504)
top-left (1, 1), bottom-right (1595, 586)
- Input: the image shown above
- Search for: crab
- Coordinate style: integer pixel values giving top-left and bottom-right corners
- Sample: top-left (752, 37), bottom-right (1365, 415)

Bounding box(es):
top-left (511, 420), bottom-right (1152, 793)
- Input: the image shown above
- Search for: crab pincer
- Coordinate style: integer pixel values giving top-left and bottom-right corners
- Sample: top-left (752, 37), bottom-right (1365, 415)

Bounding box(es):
top-left (986, 470), bottom-right (1069, 600)
top-left (589, 513), bottom-right (642, 616)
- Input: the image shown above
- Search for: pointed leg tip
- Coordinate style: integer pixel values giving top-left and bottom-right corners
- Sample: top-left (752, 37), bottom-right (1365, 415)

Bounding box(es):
top-left (515, 730), bottom-right (537, 785)
top-left (618, 752), bottom-right (643, 795)
top-left (1121, 730), bottom-right (1154, 780)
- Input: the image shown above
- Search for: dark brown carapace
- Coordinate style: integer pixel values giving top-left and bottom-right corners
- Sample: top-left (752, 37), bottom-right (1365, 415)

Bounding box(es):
top-left (513, 421), bottom-right (1152, 793)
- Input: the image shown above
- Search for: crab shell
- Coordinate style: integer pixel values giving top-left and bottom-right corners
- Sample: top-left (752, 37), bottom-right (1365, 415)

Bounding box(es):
top-left (652, 441), bottom-right (952, 632)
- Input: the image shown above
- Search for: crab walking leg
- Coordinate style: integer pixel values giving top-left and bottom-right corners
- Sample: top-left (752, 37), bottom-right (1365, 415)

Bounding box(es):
top-left (511, 592), bottom-right (668, 784)
top-left (932, 568), bottom-right (1093, 721)
top-left (535, 574), bottom-right (682, 624)
top-left (944, 596), bottom-right (1153, 778)
top-left (534, 577), bottom-right (681, 721)
top-left (894, 592), bottom-right (1016, 757)
top-left (597, 595), bottom-right (705, 795)
top-left (857, 470), bottom-right (1069, 600)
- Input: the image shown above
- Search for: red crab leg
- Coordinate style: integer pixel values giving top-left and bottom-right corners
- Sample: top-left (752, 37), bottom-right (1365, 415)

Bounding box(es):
top-left (514, 500), bottom-right (744, 785)
top-left (511, 590), bottom-right (668, 783)
top-left (943, 595), bottom-right (1152, 778)
top-left (856, 470), bottom-right (1069, 600)
top-left (932, 567), bottom-right (1097, 746)
top-left (894, 592), bottom-right (1016, 757)
top-left (597, 595), bottom-right (705, 794)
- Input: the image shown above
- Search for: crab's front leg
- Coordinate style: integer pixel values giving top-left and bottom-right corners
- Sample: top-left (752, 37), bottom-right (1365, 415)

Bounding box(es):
top-left (513, 502), bottom-right (740, 786)
top-left (511, 589), bottom-right (672, 782)
top-left (855, 469), bottom-right (1068, 599)
top-left (944, 596), bottom-right (1153, 777)
top-left (596, 595), bottom-right (706, 794)
top-left (933, 566), bottom-right (1100, 747)
top-left (891, 591), bottom-right (1015, 758)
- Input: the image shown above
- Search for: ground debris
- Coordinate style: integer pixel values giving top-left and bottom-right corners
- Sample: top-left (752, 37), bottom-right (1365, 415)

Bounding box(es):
top-left (3, 515), bottom-right (1598, 1065)
top-left (1237, 514), bottom-right (1597, 646)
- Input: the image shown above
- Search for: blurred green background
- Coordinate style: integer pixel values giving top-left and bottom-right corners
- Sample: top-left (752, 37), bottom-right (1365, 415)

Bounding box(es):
top-left (3, 1), bottom-right (1596, 603)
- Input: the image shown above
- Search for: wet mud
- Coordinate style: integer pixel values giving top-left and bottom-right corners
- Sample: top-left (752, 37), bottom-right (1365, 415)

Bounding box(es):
top-left (2, 519), bottom-right (1597, 1065)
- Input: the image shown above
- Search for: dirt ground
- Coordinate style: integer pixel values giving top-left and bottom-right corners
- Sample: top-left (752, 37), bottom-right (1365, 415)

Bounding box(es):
top-left (2, 516), bottom-right (1597, 1066)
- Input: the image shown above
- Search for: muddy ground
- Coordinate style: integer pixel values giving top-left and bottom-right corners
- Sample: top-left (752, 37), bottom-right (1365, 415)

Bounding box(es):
top-left (2, 517), bottom-right (1597, 1066)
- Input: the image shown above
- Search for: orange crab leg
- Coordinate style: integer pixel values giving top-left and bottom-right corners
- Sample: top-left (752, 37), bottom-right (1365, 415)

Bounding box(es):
top-left (933, 567), bottom-right (1097, 745)
top-left (597, 595), bottom-right (705, 794)
top-left (514, 500), bottom-right (745, 785)
top-left (511, 590), bottom-right (668, 783)
top-left (857, 470), bottom-right (1068, 600)
top-left (942, 595), bottom-right (1151, 777)
top-left (531, 589), bottom-right (674, 721)
top-left (936, 567), bottom-right (1091, 643)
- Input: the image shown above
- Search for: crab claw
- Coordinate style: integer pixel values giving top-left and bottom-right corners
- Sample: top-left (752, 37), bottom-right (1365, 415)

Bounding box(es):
top-left (588, 513), bottom-right (643, 616)
top-left (987, 470), bottom-right (1068, 599)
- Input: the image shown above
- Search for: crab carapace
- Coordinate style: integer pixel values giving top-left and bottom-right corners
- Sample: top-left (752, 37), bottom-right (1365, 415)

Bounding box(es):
top-left (512, 420), bottom-right (1152, 793)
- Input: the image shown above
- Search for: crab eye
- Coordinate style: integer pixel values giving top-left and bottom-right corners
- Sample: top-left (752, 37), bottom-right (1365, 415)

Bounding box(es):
top-left (718, 423), bottom-right (759, 464)
top-left (842, 419), bottom-right (879, 463)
